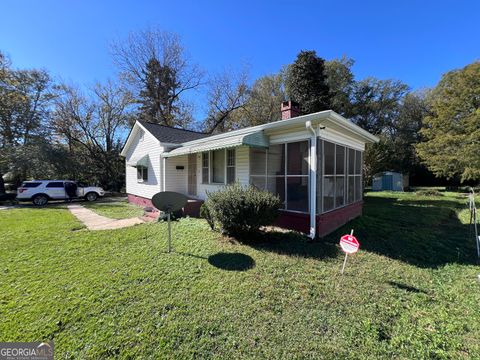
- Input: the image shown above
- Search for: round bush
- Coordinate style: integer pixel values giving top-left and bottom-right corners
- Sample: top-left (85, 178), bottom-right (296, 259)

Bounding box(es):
top-left (202, 183), bottom-right (281, 237)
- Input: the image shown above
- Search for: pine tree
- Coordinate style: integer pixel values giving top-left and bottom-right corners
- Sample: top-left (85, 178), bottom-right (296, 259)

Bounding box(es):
top-left (138, 58), bottom-right (176, 126)
top-left (285, 51), bottom-right (331, 114)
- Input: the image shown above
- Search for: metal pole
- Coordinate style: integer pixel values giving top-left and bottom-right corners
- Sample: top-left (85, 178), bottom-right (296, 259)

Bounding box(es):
top-left (167, 212), bottom-right (172, 253)
top-left (341, 253), bottom-right (348, 274)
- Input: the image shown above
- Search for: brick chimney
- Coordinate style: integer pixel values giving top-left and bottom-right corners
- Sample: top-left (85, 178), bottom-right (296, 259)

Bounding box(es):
top-left (281, 100), bottom-right (301, 120)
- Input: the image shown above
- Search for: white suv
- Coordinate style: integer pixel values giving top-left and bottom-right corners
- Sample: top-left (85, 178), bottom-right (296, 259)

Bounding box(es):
top-left (16, 180), bottom-right (105, 206)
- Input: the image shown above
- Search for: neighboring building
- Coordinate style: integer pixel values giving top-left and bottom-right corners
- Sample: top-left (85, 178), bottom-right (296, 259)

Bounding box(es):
top-left (372, 171), bottom-right (408, 192)
top-left (120, 101), bottom-right (379, 238)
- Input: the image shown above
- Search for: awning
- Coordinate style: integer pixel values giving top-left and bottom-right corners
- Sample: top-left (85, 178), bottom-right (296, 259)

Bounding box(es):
top-left (127, 154), bottom-right (149, 167)
top-left (162, 130), bottom-right (269, 158)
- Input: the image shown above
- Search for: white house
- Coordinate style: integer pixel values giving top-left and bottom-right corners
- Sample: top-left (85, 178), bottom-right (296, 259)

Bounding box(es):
top-left (120, 101), bottom-right (379, 238)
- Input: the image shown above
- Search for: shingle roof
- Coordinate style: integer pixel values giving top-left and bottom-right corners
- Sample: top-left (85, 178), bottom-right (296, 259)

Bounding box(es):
top-left (138, 120), bottom-right (210, 144)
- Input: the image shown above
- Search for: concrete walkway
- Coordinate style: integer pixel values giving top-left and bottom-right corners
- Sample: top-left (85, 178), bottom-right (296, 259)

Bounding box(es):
top-left (67, 204), bottom-right (145, 230)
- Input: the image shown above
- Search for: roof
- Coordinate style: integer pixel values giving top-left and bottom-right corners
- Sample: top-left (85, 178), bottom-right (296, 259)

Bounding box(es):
top-left (137, 120), bottom-right (210, 143)
top-left (162, 110), bottom-right (379, 158)
top-left (121, 110), bottom-right (379, 158)
top-left (163, 130), bottom-right (270, 157)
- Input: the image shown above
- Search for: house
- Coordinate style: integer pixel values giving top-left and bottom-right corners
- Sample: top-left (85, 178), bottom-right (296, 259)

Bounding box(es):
top-left (120, 101), bottom-right (379, 238)
top-left (372, 171), bottom-right (408, 192)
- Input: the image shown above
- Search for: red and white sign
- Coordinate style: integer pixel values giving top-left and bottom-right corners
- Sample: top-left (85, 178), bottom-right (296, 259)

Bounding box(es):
top-left (340, 234), bottom-right (360, 254)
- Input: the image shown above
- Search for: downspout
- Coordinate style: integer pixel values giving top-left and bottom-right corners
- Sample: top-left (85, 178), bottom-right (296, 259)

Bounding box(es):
top-left (306, 120), bottom-right (317, 239)
top-left (162, 157), bottom-right (167, 192)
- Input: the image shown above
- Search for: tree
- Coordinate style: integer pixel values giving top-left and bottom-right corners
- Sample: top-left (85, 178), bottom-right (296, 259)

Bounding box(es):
top-left (416, 61), bottom-right (480, 182)
top-left (111, 28), bottom-right (203, 128)
top-left (52, 81), bottom-right (134, 190)
top-left (349, 78), bottom-right (409, 135)
top-left (392, 91), bottom-right (430, 176)
top-left (241, 72), bottom-right (286, 126)
top-left (0, 51), bottom-right (54, 192)
top-left (203, 67), bottom-right (249, 134)
top-left (324, 56), bottom-right (355, 116)
top-left (285, 50), bottom-right (330, 115)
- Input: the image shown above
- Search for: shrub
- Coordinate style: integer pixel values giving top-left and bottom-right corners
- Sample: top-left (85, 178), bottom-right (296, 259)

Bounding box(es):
top-left (202, 183), bottom-right (281, 237)
top-left (416, 189), bottom-right (443, 197)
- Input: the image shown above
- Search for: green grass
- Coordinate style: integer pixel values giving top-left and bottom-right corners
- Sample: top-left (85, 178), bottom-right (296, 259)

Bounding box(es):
top-left (82, 200), bottom-right (144, 219)
top-left (1, 191), bottom-right (479, 359)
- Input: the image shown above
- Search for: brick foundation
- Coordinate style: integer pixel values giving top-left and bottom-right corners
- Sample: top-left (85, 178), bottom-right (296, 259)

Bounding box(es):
top-left (274, 201), bottom-right (363, 237)
top-left (128, 194), bottom-right (362, 238)
top-left (127, 194), bottom-right (203, 218)
top-left (316, 201), bottom-right (363, 237)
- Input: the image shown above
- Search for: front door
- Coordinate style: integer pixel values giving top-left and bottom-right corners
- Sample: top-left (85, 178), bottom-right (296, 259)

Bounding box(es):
top-left (188, 154), bottom-right (197, 196)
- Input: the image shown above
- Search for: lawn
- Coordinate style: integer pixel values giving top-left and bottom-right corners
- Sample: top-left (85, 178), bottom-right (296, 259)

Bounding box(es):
top-left (81, 199), bottom-right (145, 219)
top-left (1, 190), bottom-right (479, 359)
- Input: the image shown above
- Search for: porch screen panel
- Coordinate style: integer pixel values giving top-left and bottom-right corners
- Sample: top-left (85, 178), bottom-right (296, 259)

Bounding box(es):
top-left (286, 141), bottom-right (309, 212)
top-left (323, 141), bottom-right (335, 212)
top-left (322, 141), bottom-right (346, 212)
top-left (250, 142), bottom-right (309, 213)
top-left (335, 145), bottom-right (345, 208)
top-left (250, 148), bottom-right (266, 190)
top-left (347, 149), bottom-right (363, 204)
top-left (267, 144), bottom-right (285, 209)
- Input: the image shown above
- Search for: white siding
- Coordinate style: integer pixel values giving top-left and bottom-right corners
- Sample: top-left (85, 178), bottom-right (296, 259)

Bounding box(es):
top-left (125, 128), bottom-right (163, 199)
top-left (164, 155), bottom-right (188, 194)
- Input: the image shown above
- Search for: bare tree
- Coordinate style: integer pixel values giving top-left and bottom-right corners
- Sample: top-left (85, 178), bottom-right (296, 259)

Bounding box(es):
top-left (203, 67), bottom-right (249, 134)
top-left (52, 81), bottom-right (134, 190)
top-left (110, 28), bottom-right (203, 128)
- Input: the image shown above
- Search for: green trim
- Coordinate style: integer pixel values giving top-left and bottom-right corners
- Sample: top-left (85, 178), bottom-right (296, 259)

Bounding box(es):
top-left (242, 131), bottom-right (269, 148)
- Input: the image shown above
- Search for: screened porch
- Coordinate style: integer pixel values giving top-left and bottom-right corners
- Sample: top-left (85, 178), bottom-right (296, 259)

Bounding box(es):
top-left (248, 138), bottom-right (364, 215)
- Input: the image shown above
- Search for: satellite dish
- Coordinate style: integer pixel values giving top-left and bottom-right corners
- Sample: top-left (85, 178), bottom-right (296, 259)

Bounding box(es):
top-left (152, 192), bottom-right (188, 213)
top-left (151, 192), bottom-right (188, 253)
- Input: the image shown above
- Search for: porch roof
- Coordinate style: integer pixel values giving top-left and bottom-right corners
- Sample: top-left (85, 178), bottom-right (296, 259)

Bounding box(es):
top-left (162, 130), bottom-right (269, 157)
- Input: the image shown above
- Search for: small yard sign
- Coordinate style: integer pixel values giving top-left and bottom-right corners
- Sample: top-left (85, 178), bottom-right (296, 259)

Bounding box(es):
top-left (339, 230), bottom-right (360, 274)
top-left (340, 233), bottom-right (360, 254)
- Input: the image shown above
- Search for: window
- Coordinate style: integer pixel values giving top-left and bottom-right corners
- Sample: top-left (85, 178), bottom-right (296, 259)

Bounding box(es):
top-left (211, 149), bottom-right (225, 183)
top-left (202, 152), bottom-right (209, 183)
top-left (46, 182), bottom-right (64, 188)
top-left (22, 182), bottom-right (41, 188)
top-left (201, 149), bottom-right (236, 185)
top-left (249, 141), bottom-right (309, 212)
top-left (137, 166), bottom-right (148, 182)
top-left (226, 149), bottom-right (236, 184)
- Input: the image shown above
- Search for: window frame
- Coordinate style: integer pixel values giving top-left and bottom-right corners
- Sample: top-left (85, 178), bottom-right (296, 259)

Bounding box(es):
top-left (226, 148), bottom-right (236, 184)
top-left (210, 149), bottom-right (226, 184)
top-left (137, 166), bottom-right (148, 183)
top-left (201, 148), bottom-right (236, 185)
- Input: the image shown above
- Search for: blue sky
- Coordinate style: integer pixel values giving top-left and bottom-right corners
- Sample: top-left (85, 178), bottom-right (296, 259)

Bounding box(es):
top-left (1, 0), bottom-right (479, 118)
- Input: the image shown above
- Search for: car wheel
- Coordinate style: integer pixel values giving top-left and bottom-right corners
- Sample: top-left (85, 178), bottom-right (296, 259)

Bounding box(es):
top-left (85, 192), bottom-right (98, 202)
top-left (32, 194), bottom-right (48, 206)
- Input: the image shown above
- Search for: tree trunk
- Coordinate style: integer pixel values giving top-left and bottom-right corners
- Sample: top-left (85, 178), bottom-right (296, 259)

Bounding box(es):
top-left (0, 174), bottom-right (5, 194)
